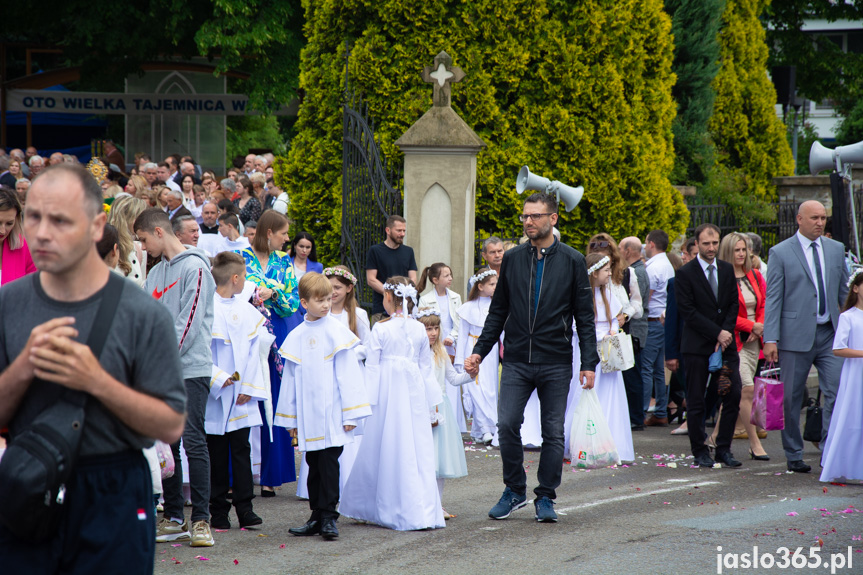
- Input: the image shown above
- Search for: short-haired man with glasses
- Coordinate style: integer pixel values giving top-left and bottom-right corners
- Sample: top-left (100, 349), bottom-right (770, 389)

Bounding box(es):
top-left (464, 192), bottom-right (597, 523)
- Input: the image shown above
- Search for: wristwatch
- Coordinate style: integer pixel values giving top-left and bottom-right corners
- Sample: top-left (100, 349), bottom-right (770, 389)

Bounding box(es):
top-left (270, 291), bottom-right (278, 301)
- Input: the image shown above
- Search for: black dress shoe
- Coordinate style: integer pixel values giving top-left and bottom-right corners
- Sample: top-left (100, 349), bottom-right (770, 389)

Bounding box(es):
top-left (238, 510), bottom-right (263, 528)
top-left (715, 452), bottom-right (742, 467)
top-left (261, 488), bottom-right (276, 498)
top-left (210, 515), bottom-right (230, 530)
top-left (694, 453), bottom-right (715, 468)
top-left (289, 520), bottom-right (321, 536)
top-left (631, 424), bottom-right (645, 431)
top-left (320, 518), bottom-right (339, 540)
top-left (787, 460), bottom-right (812, 473)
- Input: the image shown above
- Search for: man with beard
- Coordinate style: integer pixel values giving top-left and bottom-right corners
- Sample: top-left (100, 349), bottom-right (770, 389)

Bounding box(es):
top-left (365, 214), bottom-right (417, 324)
top-left (463, 192), bottom-right (597, 523)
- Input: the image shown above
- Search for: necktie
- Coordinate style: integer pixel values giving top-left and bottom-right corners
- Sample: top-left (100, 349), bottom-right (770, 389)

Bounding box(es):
top-left (707, 264), bottom-right (718, 300)
top-left (811, 242), bottom-right (826, 316)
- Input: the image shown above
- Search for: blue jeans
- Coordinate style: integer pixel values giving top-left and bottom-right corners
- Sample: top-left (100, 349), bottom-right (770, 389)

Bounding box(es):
top-left (497, 362), bottom-right (572, 500)
top-left (641, 321), bottom-right (668, 419)
top-left (163, 377), bottom-right (211, 523)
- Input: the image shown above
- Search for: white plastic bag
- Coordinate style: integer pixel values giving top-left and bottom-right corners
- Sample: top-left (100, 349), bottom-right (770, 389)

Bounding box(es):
top-left (569, 388), bottom-right (620, 469)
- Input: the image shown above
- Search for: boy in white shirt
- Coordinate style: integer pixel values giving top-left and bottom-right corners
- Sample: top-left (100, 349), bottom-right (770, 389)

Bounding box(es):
top-left (274, 273), bottom-right (372, 540)
top-left (206, 252), bottom-right (269, 530)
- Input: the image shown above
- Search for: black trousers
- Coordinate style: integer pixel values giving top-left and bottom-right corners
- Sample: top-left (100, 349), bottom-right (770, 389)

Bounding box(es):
top-left (207, 428), bottom-right (254, 518)
top-left (683, 351), bottom-right (742, 458)
top-left (622, 348), bottom-right (644, 427)
top-left (0, 451), bottom-right (154, 575)
top-left (306, 446), bottom-right (343, 521)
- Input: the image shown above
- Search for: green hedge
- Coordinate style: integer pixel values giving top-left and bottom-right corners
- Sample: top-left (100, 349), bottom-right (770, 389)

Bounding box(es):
top-left (275, 0), bottom-right (688, 262)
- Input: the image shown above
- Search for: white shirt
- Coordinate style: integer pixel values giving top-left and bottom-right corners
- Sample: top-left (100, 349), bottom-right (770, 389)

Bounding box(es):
top-left (645, 252), bottom-right (675, 318)
top-left (163, 178), bottom-right (181, 193)
top-left (796, 231), bottom-right (830, 324)
top-left (696, 254), bottom-right (717, 283)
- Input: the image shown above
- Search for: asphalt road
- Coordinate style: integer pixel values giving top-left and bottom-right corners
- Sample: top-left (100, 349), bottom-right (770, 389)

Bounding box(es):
top-left (154, 425), bottom-right (863, 575)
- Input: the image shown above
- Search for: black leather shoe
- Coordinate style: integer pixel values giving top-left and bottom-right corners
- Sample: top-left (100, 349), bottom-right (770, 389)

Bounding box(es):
top-left (210, 515), bottom-right (230, 530)
top-left (238, 510), bottom-right (262, 528)
top-left (320, 518), bottom-right (339, 540)
top-left (289, 520), bottom-right (321, 536)
top-left (694, 454), bottom-right (715, 468)
top-left (787, 460), bottom-right (811, 473)
top-left (716, 452), bottom-right (742, 468)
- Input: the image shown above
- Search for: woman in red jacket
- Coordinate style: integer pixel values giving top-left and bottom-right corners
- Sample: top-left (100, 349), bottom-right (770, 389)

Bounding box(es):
top-left (0, 186), bottom-right (36, 287)
top-left (708, 232), bottom-right (768, 459)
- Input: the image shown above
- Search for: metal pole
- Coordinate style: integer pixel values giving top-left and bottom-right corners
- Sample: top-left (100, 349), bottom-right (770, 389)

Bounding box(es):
top-left (840, 159), bottom-right (861, 261)
top-left (792, 106), bottom-right (799, 175)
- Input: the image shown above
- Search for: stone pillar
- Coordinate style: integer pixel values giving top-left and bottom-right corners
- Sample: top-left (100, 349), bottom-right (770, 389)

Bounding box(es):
top-left (395, 52), bottom-right (485, 299)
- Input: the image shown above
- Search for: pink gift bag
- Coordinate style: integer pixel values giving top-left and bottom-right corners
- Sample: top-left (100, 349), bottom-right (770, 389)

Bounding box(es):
top-left (751, 365), bottom-right (785, 431)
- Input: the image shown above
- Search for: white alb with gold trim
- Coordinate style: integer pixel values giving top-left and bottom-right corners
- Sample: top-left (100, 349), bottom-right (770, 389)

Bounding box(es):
top-left (274, 315), bottom-right (372, 452)
top-left (206, 295), bottom-right (269, 435)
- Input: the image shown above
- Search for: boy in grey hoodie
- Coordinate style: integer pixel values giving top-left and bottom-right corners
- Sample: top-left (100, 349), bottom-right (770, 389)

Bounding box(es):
top-left (134, 208), bottom-right (216, 547)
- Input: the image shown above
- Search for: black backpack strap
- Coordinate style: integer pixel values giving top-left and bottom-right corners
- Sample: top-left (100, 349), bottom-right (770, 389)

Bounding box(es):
top-left (86, 273), bottom-right (124, 358)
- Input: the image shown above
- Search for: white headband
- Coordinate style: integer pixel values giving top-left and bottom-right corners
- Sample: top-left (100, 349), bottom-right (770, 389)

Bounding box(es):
top-left (848, 267), bottom-right (863, 288)
top-left (587, 255), bottom-right (611, 276)
top-left (469, 269), bottom-right (498, 290)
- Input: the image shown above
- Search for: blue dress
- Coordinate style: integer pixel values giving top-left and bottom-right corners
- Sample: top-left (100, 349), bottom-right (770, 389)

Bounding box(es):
top-left (240, 248), bottom-right (300, 487)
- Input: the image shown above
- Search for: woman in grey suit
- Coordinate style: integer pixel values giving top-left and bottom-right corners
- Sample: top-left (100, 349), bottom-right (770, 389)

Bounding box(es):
top-left (763, 201), bottom-right (848, 473)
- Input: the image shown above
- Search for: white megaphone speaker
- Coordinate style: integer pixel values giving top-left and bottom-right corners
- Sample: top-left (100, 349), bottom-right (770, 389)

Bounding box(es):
top-left (516, 165), bottom-right (584, 212)
top-left (809, 140), bottom-right (863, 174)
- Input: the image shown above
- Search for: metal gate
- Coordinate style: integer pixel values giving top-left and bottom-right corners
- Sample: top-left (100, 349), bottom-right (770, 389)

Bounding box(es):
top-left (340, 91), bottom-right (403, 309)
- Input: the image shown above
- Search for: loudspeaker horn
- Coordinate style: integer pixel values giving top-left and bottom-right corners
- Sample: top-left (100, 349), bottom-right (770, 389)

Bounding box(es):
top-left (810, 140), bottom-right (863, 174)
top-left (515, 165), bottom-right (584, 212)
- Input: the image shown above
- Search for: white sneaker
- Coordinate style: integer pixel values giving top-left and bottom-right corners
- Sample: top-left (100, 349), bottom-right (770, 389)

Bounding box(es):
top-left (156, 518), bottom-right (190, 542)
top-left (481, 432), bottom-right (493, 444)
top-left (190, 520), bottom-right (215, 547)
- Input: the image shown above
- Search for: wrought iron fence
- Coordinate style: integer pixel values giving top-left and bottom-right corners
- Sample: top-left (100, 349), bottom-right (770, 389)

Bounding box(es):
top-left (683, 197), bottom-right (800, 255)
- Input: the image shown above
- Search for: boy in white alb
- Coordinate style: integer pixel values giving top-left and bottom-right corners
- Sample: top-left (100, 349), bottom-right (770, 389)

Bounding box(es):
top-left (206, 252), bottom-right (268, 530)
top-left (274, 273), bottom-right (372, 540)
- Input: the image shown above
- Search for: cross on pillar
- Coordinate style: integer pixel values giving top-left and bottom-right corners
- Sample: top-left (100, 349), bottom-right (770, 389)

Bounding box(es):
top-left (421, 51), bottom-right (465, 108)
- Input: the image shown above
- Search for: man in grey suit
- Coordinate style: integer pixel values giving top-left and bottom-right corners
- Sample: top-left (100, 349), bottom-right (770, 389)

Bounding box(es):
top-left (764, 201), bottom-right (848, 473)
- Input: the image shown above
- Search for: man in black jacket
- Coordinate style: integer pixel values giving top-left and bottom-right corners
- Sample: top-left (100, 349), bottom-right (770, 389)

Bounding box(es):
top-left (464, 192), bottom-right (597, 523)
top-left (675, 223), bottom-right (742, 468)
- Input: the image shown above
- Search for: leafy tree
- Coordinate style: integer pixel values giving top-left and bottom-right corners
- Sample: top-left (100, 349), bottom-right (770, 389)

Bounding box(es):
top-left (277, 0), bottom-right (688, 263)
top-left (765, 0), bottom-right (863, 113)
top-left (226, 116), bottom-right (287, 166)
top-left (835, 99), bottom-right (863, 146)
top-left (0, 0), bottom-right (303, 111)
top-left (665, 0), bottom-right (723, 188)
top-left (707, 0), bottom-right (794, 208)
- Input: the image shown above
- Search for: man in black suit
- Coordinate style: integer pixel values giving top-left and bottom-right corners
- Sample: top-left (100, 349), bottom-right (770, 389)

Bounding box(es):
top-left (675, 223), bottom-right (742, 468)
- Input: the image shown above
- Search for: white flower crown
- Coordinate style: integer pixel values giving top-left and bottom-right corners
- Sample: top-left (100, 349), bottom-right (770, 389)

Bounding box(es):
top-left (469, 269), bottom-right (498, 290)
top-left (848, 266), bottom-right (863, 288)
top-left (323, 266), bottom-right (357, 285)
top-left (413, 308), bottom-right (441, 319)
top-left (587, 255), bottom-right (611, 276)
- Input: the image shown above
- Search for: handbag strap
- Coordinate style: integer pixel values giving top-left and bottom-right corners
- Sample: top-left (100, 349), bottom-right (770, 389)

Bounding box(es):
top-left (61, 273), bottom-right (125, 407)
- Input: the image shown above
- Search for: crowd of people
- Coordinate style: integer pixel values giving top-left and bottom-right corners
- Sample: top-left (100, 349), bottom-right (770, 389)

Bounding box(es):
top-left (0, 147), bottom-right (860, 573)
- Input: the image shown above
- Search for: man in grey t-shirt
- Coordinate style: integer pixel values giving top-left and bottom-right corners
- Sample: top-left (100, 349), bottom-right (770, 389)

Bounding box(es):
top-left (0, 164), bottom-right (187, 573)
